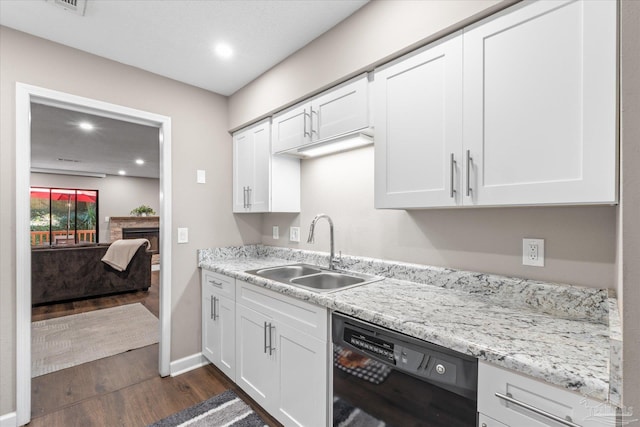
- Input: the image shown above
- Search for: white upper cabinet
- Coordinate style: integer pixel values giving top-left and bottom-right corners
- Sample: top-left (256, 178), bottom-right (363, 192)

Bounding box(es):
top-left (233, 119), bottom-right (300, 213)
top-left (375, 0), bottom-right (617, 209)
top-left (272, 74), bottom-right (370, 154)
top-left (463, 0), bottom-right (617, 206)
top-left (375, 33), bottom-right (463, 208)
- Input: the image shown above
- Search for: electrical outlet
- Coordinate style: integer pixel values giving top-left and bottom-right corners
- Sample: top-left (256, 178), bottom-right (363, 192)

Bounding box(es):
top-left (272, 226), bottom-right (279, 240)
top-left (522, 238), bottom-right (544, 267)
top-left (290, 227), bottom-right (300, 242)
top-left (196, 169), bottom-right (206, 184)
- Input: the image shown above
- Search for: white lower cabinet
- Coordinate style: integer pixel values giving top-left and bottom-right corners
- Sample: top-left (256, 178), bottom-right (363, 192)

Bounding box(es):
top-left (235, 280), bottom-right (329, 427)
top-left (201, 270), bottom-right (235, 381)
top-left (478, 361), bottom-right (617, 427)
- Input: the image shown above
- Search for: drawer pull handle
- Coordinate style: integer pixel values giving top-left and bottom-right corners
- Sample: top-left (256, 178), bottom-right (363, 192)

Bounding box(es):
top-left (208, 279), bottom-right (223, 288)
top-left (495, 392), bottom-right (581, 427)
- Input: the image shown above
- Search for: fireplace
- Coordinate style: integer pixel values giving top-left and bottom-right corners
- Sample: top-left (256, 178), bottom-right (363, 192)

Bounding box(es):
top-left (122, 227), bottom-right (160, 255)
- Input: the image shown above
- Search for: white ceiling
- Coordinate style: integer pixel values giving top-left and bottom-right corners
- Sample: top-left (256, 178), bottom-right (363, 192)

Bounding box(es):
top-left (2, 0), bottom-right (369, 179)
top-left (0, 0), bottom-right (369, 96)
top-left (31, 104), bottom-right (161, 179)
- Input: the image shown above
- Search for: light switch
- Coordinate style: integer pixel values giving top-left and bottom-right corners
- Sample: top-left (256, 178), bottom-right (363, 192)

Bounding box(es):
top-left (178, 227), bottom-right (189, 244)
top-left (196, 170), bottom-right (206, 184)
top-left (104, 216), bottom-right (110, 223)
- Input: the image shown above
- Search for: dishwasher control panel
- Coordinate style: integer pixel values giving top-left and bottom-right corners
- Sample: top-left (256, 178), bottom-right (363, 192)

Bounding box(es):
top-left (335, 313), bottom-right (477, 398)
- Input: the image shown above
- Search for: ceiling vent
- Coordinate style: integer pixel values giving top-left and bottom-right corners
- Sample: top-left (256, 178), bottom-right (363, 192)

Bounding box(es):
top-left (46, 0), bottom-right (87, 16)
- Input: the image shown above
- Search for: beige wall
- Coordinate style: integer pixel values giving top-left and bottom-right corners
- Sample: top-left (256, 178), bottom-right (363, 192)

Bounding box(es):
top-left (30, 173), bottom-right (160, 243)
top-left (0, 26), bottom-right (263, 414)
top-left (262, 146), bottom-right (616, 288)
top-left (228, 0), bottom-right (513, 130)
top-left (620, 0), bottom-right (640, 419)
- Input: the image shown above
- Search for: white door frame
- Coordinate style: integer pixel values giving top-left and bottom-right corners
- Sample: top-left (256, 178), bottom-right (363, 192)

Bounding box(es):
top-left (15, 83), bottom-right (172, 426)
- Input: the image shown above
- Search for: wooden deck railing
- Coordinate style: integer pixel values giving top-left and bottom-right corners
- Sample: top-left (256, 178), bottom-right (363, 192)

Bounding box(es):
top-left (31, 230), bottom-right (96, 246)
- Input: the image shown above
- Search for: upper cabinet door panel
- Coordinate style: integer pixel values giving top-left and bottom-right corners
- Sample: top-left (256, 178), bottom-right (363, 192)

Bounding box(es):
top-left (463, 0), bottom-right (617, 206)
top-left (375, 34), bottom-right (463, 208)
top-left (271, 106), bottom-right (309, 154)
top-left (311, 75), bottom-right (369, 141)
top-left (250, 121), bottom-right (271, 212)
top-left (232, 131), bottom-right (253, 212)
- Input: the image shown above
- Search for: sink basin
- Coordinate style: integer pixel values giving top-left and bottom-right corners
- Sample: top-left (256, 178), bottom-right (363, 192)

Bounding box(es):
top-left (251, 264), bottom-right (321, 282)
top-left (290, 272), bottom-right (364, 290)
top-left (245, 263), bottom-right (382, 293)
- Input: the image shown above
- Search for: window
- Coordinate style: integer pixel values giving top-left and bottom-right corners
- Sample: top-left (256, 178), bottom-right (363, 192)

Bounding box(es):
top-left (30, 187), bottom-right (99, 246)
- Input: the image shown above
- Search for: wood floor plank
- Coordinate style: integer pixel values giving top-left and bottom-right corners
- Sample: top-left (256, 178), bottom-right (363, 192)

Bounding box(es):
top-left (31, 344), bottom-right (159, 417)
top-left (30, 269), bottom-right (282, 427)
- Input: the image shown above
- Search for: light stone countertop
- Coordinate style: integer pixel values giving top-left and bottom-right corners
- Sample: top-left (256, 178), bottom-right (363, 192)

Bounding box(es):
top-left (198, 245), bottom-right (621, 405)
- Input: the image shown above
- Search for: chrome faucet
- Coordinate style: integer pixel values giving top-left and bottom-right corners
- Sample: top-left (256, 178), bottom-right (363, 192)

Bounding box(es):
top-left (307, 213), bottom-right (336, 270)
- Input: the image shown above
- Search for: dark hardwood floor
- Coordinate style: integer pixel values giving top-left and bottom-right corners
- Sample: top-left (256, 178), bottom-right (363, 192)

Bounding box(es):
top-left (30, 270), bottom-right (282, 426)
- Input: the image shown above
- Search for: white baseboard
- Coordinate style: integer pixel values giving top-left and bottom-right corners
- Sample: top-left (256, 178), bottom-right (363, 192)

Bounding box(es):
top-left (0, 412), bottom-right (17, 427)
top-left (169, 352), bottom-right (209, 377)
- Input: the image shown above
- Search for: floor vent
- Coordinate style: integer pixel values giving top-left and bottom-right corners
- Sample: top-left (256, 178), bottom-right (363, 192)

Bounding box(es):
top-left (46, 0), bottom-right (87, 16)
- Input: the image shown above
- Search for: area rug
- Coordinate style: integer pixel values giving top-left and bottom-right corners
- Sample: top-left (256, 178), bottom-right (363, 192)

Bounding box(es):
top-left (148, 390), bottom-right (268, 427)
top-left (32, 303), bottom-right (159, 377)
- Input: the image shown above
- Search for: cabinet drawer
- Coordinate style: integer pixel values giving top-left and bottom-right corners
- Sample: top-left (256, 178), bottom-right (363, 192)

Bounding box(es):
top-left (236, 280), bottom-right (328, 341)
top-left (202, 270), bottom-right (235, 299)
top-left (478, 361), bottom-right (616, 427)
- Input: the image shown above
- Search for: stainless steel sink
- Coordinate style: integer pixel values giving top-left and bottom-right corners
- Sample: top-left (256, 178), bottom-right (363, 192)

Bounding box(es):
top-left (245, 263), bottom-right (382, 293)
top-left (250, 264), bottom-right (321, 282)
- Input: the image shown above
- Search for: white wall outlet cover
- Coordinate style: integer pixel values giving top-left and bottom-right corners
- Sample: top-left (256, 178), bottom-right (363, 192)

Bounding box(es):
top-left (522, 238), bottom-right (544, 267)
top-left (196, 169), bottom-right (206, 184)
top-left (104, 216), bottom-right (110, 222)
top-left (272, 225), bottom-right (279, 240)
top-left (178, 227), bottom-right (189, 244)
top-left (290, 227), bottom-right (300, 242)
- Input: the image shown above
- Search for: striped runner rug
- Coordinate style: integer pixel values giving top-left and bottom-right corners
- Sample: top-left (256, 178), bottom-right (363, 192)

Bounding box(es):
top-left (148, 390), bottom-right (267, 427)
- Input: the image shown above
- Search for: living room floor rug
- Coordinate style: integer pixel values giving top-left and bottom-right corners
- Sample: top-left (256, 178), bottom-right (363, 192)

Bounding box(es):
top-left (32, 302), bottom-right (159, 377)
top-left (147, 390), bottom-right (268, 427)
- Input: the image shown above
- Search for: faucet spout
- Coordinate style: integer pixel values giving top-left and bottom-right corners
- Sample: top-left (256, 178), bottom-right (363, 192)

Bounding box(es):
top-left (307, 213), bottom-right (335, 270)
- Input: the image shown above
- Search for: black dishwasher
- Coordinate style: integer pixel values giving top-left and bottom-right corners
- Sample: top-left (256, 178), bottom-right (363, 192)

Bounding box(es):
top-left (332, 313), bottom-right (477, 427)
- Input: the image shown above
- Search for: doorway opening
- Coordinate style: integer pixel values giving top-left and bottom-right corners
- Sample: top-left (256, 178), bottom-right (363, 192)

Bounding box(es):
top-left (15, 83), bottom-right (172, 426)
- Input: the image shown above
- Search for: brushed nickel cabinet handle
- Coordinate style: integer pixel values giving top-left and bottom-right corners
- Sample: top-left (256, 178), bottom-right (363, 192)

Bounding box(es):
top-left (303, 108), bottom-right (310, 138)
top-left (466, 149), bottom-right (473, 197)
top-left (264, 321), bottom-right (268, 354)
top-left (268, 323), bottom-right (276, 355)
top-left (495, 392), bottom-right (581, 427)
top-left (210, 295), bottom-right (214, 320)
top-left (310, 108), bottom-right (317, 135)
top-left (247, 187), bottom-right (252, 208)
top-left (450, 153), bottom-right (457, 198)
top-left (212, 296), bottom-right (218, 321)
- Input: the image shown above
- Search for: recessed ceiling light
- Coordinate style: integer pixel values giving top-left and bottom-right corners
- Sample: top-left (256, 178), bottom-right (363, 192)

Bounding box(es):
top-left (118, 170), bottom-right (126, 175)
top-left (135, 159), bottom-right (145, 165)
top-left (214, 42), bottom-right (233, 59)
top-left (79, 122), bottom-right (94, 131)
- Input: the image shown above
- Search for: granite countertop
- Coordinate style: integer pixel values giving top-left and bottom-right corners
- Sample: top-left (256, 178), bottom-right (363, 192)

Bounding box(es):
top-left (198, 245), bottom-right (622, 406)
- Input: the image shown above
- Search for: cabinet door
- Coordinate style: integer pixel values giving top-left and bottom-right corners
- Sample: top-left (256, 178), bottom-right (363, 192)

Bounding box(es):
top-left (216, 295), bottom-right (236, 381)
top-left (272, 104), bottom-right (311, 153)
top-left (249, 121), bottom-right (270, 212)
top-left (274, 322), bottom-right (328, 427)
top-left (235, 304), bottom-right (277, 410)
top-left (232, 121), bottom-right (270, 213)
top-left (374, 33), bottom-right (463, 208)
top-left (311, 75), bottom-right (369, 142)
top-left (201, 284), bottom-right (216, 363)
top-left (463, 0), bottom-right (617, 206)
top-left (232, 130), bottom-right (254, 212)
